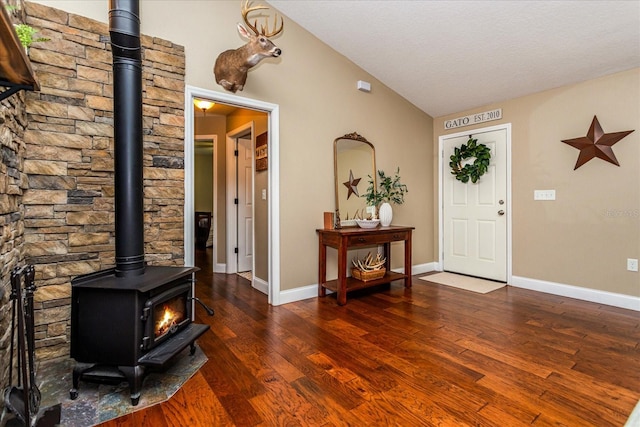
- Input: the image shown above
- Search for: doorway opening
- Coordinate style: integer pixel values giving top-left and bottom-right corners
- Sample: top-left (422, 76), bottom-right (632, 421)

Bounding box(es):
top-left (184, 86), bottom-right (281, 305)
top-left (438, 123), bottom-right (512, 284)
top-left (194, 133), bottom-right (217, 264)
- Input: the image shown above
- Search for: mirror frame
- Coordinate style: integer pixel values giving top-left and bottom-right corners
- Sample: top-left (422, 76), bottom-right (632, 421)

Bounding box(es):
top-left (333, 132), bottom-right (376, 228)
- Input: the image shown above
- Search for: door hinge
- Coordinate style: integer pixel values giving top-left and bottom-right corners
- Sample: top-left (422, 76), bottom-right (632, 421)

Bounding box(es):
top-left (234, 149), bottom-right (239, 156)
top-left (234, 247), bottom-right (238, 254)
top-left (234, 198), bottom-right (238, 204)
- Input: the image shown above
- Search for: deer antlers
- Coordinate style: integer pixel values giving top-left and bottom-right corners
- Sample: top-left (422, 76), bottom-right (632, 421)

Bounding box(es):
top-left (241, 0), bottom-right (284, 37)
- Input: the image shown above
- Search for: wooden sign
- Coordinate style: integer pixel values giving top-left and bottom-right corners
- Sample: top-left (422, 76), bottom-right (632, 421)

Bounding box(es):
top-left (444, 108), bottom-right (502, 130)
top-left (255, 132), bottom-right (267, 171)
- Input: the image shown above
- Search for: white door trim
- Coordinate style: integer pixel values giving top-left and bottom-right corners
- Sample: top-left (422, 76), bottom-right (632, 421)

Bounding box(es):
top-left (225, 123), bottom-right (254, 275)
top-left (438, 123), bottom-right (512, 283)
top-left (184, 85), bottom-right (281, 305)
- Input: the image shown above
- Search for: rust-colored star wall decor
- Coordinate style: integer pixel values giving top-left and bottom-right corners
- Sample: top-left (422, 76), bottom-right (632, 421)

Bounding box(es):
top-left (561, 115), bottom-right (634, 170)
top-left (343, 170), bottom-right (361, 199)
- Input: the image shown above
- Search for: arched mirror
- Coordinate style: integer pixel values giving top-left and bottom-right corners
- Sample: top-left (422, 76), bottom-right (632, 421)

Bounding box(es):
top-left (334, 132), bottom-right (376, 227)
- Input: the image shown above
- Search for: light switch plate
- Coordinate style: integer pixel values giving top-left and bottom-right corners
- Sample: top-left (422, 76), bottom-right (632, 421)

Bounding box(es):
top-left (534, 190), bottom-right (556, 200)
top-left (261, 189), bottom-right (267, 200)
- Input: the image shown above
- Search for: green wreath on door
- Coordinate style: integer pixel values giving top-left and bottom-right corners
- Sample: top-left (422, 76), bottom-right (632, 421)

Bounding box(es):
top-left (449, 137), bottom-right (491, 183)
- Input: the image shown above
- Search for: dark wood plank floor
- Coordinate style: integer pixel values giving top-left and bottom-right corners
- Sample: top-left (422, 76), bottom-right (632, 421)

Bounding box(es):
top-left (100, 248), bottom-right (640, 426)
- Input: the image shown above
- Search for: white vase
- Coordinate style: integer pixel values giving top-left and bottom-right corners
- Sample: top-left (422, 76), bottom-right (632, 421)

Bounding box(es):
top-left (378, 202), bottom-right (393, 226)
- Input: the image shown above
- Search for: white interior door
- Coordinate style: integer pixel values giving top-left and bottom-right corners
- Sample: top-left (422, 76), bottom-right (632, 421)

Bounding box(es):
top-left (443, 128), bottom-right (508, 282)
top-left (237, 136), bottom-right (253, 273)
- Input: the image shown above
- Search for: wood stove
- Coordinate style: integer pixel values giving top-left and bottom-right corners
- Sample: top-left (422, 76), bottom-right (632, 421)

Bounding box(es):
top-left (69, 267), bottom-right (208, 405)
top-left (68, 0), bottom-right (211, 406)
top-left (71, 267), bottom-right (196, 365)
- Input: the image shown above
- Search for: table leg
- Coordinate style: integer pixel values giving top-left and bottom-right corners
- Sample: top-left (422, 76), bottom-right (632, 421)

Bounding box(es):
top-left (337, 237), bottom-right (347, 305)
top-left (383, 242), bottom-right (391, 271)
top-left (318, 239), bottom-right (327, 297)
top-left (405, 232), bottom-right (412, 288)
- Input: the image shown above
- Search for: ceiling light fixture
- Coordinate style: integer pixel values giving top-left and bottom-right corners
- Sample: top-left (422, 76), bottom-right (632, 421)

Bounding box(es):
top-left (194, 99), bottom-right (214, 115)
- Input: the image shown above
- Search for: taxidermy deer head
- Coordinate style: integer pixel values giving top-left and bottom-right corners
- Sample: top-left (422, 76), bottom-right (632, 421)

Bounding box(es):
top-left (214, 0), bottom-right (284, 93)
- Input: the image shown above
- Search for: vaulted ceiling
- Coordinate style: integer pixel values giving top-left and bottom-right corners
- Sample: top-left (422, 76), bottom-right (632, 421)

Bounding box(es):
top-left (269, 0), bottom-right (640, 118)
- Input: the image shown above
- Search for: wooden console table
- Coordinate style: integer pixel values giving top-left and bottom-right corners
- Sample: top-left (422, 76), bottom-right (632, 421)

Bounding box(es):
top-left (317, 225), bottom-right (414, 305)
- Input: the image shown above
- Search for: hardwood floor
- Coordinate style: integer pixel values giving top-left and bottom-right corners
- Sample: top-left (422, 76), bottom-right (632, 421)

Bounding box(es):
top-left (99, 248), bottom-right (640, 426)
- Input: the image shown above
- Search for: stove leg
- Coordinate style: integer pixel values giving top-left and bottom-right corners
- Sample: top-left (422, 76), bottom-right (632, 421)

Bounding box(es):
top-left (69, 363), bottom-right (147, 405)
top-left (119, 365), bottom-right (145, 406)
top-left (130, 393), bottom-right (140, 406)
top-left (70, 362), bottom-right (93, 400)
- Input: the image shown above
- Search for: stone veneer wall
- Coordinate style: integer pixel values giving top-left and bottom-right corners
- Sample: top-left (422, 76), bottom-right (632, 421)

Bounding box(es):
top-left (16, 2), bottom-right (186, 365)
top-left (0, 0), bottom-right (31, 402)
top-left (0, 68), bottom-right (29, 404)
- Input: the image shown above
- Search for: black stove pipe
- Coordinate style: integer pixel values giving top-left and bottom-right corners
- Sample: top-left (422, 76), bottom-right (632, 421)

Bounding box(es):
top-left (109, 0), bottom-right (145, 277)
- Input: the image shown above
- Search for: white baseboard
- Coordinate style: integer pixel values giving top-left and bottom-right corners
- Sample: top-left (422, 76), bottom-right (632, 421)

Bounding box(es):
top-left (275, 262), bottom-right (439, 306)
top-left (252, 276), bottom-right (269, 295)
top-left (273, 269), bottom-right (640, 312)
top-left (214, 263), bottom-right (226, 273)
top-left (392, 262), bottom-right (438, 276)
top-left (511, 276), bottom-right (640, 312)
top-left (277, 283), bottom-right (318, 305)
top-left (625, 400), bottom-right (640, 427)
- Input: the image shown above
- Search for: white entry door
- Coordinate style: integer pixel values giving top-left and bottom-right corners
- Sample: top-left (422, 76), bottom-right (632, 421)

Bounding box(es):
top-left (237, 136), bottom-right (253, 273)
top-left (442, 127), bottom-right (508, 282)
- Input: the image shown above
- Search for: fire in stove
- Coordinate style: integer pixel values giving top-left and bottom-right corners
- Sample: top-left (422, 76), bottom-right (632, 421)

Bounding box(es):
top-left (155, 299), bottom-right (186, 338)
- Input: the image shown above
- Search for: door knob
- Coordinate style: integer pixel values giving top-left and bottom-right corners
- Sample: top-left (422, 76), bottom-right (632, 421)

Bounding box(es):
top-left (498, 210), bottom-right (505, 216)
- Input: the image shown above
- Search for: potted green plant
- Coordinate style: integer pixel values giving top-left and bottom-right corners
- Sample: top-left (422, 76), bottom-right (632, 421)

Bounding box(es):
top-left (363, 167), bottom-right (408, 226)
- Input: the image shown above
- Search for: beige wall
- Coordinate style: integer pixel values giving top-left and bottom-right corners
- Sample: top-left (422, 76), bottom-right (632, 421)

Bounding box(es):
top-left (34, 1), bottom-right (435, 293)
top-left (194, 148), bottom-right (213, 213)
top-left (434, 68), bottom-right (640, 297)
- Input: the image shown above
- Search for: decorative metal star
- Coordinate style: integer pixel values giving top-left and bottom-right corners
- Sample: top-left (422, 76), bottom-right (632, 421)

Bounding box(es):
top-left (342, 170), bottom-right (361, 199)
top-left (562, 116), bottom-right (634, 170)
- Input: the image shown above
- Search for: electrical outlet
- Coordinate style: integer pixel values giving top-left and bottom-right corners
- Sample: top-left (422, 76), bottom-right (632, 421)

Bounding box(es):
top-left (628, 258), bottom-right (638, 272)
